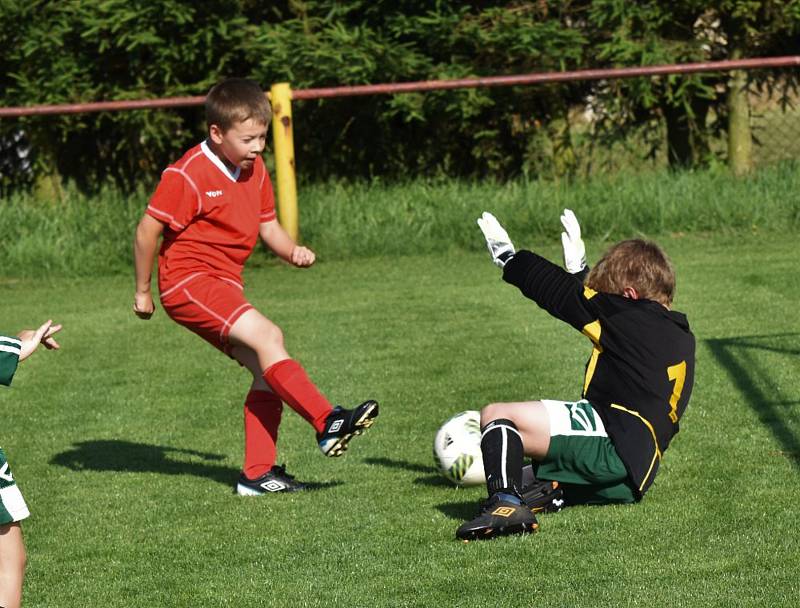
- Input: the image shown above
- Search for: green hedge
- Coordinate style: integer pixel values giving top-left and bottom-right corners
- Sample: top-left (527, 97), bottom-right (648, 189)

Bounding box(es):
top-left (0, 1), bottom-right (586, 191)
top-left (4, 1), bottom-right (798, 193)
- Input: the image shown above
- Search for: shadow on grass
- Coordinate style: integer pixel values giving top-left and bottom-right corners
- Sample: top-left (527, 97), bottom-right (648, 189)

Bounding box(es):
top-left (435, 500), bottom-right (479, 521)
top-left (364, 456), bottom-right (437, 474)
top-left (365, 459), bottom-right (480, 519)
top-left (706, 333), bottom-right (800, 468)
top-left (50, 439), bottom-right (342, 490)
top-left (363, 456), bottom-right (453, 487)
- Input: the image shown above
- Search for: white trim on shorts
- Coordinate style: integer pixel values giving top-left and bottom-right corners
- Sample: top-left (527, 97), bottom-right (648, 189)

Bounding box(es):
top-left (0, 484), bottom-right (30, 523)
top-left (541, 399), bottom-right (608, 438)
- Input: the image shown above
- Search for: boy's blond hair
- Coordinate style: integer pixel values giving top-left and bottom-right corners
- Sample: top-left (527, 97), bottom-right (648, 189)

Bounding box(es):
top-left (205, 78), bottom-right (272, 131)
top-left (586, 239), bottom-right (675, 307)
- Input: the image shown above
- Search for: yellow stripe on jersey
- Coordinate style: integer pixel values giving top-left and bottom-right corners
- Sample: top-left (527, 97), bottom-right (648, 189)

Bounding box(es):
top-left (582, 320), bottom-right (601, 344)
top-left (581, 320), bottom-right (602, 395)
top-left (582, 344), bottom-right (602, 396)
top-left (610, 403), bottom-right (662, 491)
top-left (583, 285), bottom-right (598, 300)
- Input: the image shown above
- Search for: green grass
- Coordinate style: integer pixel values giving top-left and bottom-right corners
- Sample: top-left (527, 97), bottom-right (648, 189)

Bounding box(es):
top-left (2, 232), bottom-right (799, 606)
top-left (1, 163), bottom-right (799, 277)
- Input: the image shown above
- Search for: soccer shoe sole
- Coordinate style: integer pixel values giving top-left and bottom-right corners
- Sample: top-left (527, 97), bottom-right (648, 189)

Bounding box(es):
top-left (322, 401), bottom-right (379, 457)
top-left (235, 476), bottom-right (306, 495)
top-left (234, 483), bottom-right (286, 496)
top-left (456, 520), bottom-right (539, 542)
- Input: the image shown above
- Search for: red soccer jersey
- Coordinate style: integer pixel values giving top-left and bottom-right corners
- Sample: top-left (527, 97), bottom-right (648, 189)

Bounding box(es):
top-left (147, 141), bottom-right (276, 292)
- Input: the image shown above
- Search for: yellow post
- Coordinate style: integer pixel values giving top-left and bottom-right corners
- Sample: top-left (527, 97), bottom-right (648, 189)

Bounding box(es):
top-left (269, 82), bottom-right (299, 242)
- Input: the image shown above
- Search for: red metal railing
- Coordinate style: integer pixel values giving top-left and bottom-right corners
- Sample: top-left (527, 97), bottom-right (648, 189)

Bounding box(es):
top-left (1, 56), bottom-right (798, 118)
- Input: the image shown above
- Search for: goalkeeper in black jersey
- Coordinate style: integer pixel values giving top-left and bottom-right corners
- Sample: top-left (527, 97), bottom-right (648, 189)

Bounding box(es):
top-left (456, 210), bottom-right (695, 541)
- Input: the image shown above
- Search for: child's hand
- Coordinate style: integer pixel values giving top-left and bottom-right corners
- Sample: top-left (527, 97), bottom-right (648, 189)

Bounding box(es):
top-left (477, 212), bottom-right (515, 268)
top-left (291, 245), bottom-right (316, 268)
top-left (560, 209), bottom-right (586, 274)
top-left (134, 291), bottom-right (155, 319)
top-left (18, 319), bottom-right (62, 361)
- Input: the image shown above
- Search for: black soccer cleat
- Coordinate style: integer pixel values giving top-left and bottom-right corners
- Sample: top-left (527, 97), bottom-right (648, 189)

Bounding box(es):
top-left (317, 400), bottom-right (379, 457)
top-left (456, 494), bottom-right (539, 541)
top-left (520, 480), bottom-right (566, 514)
top-left (235, 465), bottom-right (306, 495)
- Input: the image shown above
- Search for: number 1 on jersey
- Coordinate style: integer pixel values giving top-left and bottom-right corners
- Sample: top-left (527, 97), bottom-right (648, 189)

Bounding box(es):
top-left (667, 361), bottom-right (686, 423)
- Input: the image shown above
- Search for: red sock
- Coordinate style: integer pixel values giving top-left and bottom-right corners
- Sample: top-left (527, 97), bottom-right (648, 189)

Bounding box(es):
top-left (263, 359), bottom-right (333, 433)
top-left (243, 389), bottom-right (283, 480)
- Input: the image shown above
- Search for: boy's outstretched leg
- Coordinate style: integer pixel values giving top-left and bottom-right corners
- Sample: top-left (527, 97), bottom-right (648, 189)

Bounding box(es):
top-left (263, 360), bottom-right (379, 456)
top-left (229, 310), bottom-right (379, 457)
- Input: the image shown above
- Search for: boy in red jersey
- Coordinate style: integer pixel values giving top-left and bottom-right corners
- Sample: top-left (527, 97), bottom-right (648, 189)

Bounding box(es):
top-left (133, 78), bottom-right (378, 495)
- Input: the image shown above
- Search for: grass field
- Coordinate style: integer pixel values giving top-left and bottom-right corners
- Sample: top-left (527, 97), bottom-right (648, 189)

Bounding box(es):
top-left (2, 232), bottom-right (798, 607)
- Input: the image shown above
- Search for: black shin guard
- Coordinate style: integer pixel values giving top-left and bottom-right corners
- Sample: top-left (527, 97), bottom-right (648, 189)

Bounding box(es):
top-left (481, 418), bottom-right (524, 496)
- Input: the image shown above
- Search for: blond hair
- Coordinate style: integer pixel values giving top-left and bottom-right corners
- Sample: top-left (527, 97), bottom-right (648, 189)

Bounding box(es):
top-left (205, 78), bottom-right (271, 131)
top-left (586, 239), bottom-right (675, 307)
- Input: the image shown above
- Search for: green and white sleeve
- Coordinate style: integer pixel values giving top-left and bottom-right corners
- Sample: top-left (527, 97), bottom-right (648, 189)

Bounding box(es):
top-left (0, 334), bottom-right (21, 386)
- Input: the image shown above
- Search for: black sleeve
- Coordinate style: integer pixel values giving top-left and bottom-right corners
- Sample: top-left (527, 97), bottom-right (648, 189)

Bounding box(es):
top-left (574, 265), bottom-right (590, 283)
top-left (502, 250), bottom-right (596, 332)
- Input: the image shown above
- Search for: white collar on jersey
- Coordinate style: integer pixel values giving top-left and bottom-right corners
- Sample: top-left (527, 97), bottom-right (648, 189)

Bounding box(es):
top-left (201, 140), bottom-right (242, 182)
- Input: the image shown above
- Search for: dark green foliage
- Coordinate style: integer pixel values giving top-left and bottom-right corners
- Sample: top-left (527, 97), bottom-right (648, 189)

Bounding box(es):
top-left (0, 0), bottom-right (253, 191)
top-left (1, 1), bottom-right (799, 191)
top-left (585, 0), bottom-right (800, 169)
top-left (248, 2), bottom-right (587, 180)
top-left (0, 1), bottom-right (590, 189)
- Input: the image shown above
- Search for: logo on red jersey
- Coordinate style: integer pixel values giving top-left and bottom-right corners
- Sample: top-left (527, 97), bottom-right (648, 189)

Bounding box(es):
top-left (205, 190), bottom-right (223, 198)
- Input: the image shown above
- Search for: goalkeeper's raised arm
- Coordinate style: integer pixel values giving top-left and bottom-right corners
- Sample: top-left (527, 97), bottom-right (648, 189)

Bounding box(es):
top-left (559, 208), bottom-right (588, 278)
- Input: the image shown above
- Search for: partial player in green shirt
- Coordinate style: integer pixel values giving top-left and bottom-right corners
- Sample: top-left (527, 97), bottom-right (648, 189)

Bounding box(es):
top-left (1, 320), bottom-right (61, 608)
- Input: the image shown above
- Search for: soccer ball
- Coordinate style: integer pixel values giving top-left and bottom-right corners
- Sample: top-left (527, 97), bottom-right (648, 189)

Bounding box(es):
top-left (433, 410), bottom-right (485, 486)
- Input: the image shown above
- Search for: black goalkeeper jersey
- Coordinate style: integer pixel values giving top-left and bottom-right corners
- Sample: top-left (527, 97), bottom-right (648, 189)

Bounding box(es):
top-left (503, 250), bottom-right (695, 498)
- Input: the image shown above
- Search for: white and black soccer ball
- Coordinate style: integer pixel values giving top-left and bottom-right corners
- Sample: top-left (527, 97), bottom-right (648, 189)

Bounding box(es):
top-left (433, 410), bottom-right (485, 486)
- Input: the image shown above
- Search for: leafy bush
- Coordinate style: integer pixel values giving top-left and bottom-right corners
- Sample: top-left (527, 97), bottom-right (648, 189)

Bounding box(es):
top-left (0, 1), bottom-right (588, 191)
top-left (1, 1), bottom-right (799, 192)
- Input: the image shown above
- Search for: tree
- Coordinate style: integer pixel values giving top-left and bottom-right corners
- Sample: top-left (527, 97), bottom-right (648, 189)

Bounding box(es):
top-left (584, 1), bottom-right (719, 169)
top-left (718, 1), bottom-right (800, 174)
top-left (247, 1), bottom-right (589, 179)
top-left (1, 0), bottom-right (799, 190)
top-left (582, 0), bottom-right (800, 172)
top-left (0, 1), bottom-right (597, 187)
top-left (0, 0), bottom-right (254, 191)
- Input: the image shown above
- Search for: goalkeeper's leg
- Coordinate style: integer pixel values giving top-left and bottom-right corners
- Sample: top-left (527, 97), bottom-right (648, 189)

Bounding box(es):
top-left (455, 401), bottom-right (553, 540)
top-left (478, 402), bottom-right (566, 514)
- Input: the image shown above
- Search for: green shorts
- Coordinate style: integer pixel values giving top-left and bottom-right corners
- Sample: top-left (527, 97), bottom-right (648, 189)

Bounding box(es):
top-left (535, 400), bottom-right (636, 505)
top-left (0, 447), bottom-right (30, 525)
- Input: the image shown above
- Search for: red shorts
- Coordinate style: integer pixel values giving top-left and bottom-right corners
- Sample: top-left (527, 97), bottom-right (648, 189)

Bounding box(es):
top-left (160, 273), bottom-right (253, 355)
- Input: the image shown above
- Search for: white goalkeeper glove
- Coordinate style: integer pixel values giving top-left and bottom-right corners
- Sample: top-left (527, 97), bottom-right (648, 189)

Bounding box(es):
top-left (560, 208), bottom-right (586, 274)
top-left (477, 212), bottom-right (515, 268)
